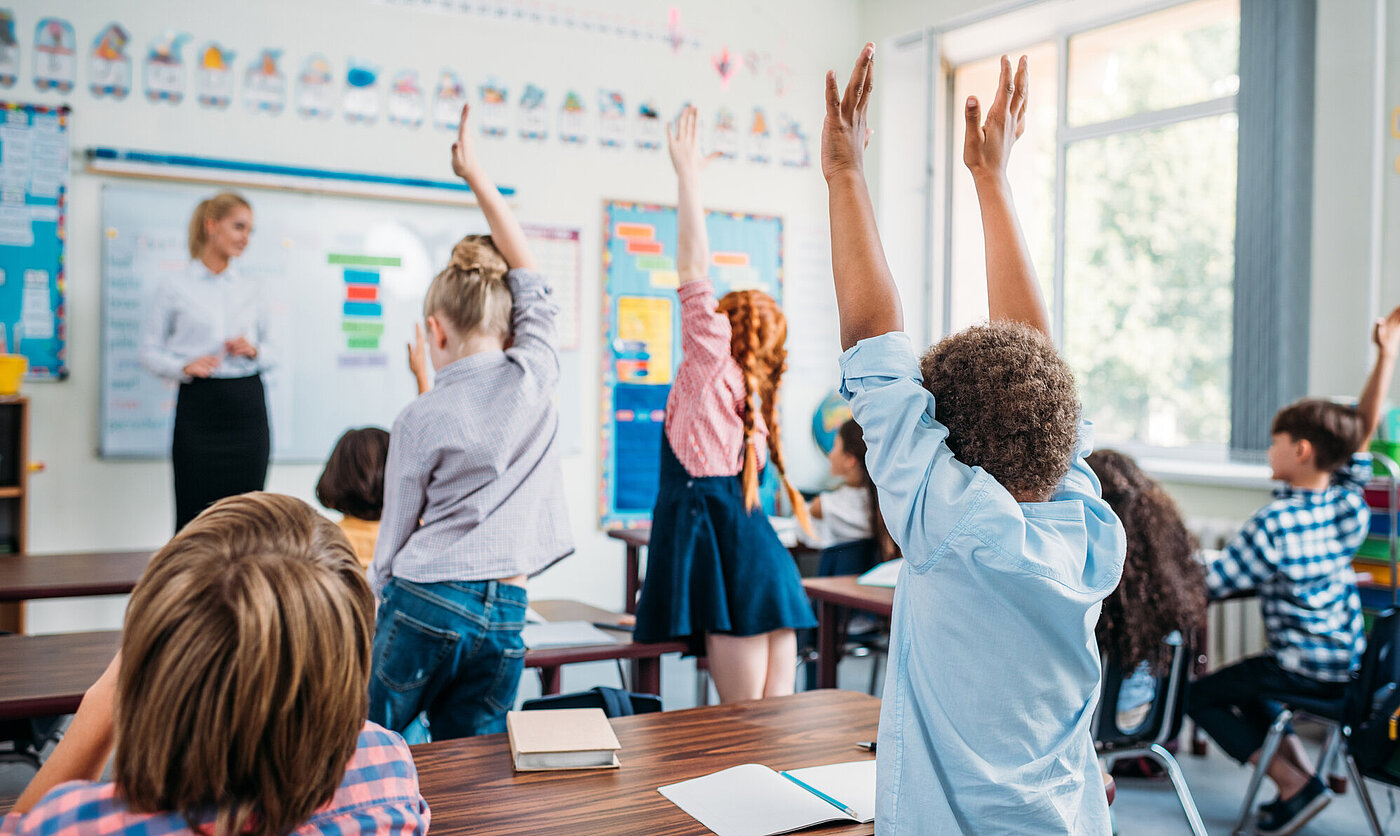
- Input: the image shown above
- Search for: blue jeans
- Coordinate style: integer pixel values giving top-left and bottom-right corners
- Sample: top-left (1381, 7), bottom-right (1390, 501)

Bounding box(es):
top-left (369, 578), bottom-right (528, 740)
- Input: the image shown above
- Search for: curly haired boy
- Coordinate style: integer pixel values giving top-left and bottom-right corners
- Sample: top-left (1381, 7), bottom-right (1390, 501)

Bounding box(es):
top-left (822, 45), bottom-right (1125, 833)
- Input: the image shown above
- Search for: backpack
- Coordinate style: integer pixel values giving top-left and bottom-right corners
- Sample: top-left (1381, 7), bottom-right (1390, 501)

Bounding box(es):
top-left (1347, 608), bottom-right (1400, 777)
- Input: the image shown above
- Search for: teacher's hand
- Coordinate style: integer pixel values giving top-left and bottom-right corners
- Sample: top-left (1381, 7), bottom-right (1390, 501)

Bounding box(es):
top-left (224, 336), bottom-right (258, 358)
top-left (182, 355), bottom-right (222, 378)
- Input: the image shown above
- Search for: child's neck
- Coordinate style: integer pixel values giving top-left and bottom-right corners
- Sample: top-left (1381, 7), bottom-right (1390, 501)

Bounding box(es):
top-left (1286, 469), bottom-right (1332, 492)
top-left (444, 332), bottom-right (506, 363)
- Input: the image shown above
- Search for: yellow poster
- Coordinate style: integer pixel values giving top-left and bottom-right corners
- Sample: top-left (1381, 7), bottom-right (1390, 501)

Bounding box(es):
top-left (616, 296), bottom-right (672, 384)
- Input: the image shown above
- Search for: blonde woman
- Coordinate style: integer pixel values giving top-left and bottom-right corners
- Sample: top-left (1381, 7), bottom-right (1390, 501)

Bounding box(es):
top-left (141, 192), bottom-right (273, 531)
top-left (0, 493), bottom-right (429, 835)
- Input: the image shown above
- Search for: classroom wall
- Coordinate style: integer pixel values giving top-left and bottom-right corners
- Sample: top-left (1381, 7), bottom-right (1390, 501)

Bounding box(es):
top-left (13, 0), bottom-right (861, 632)
top-left (859, 0), bottom-right (1398, 525)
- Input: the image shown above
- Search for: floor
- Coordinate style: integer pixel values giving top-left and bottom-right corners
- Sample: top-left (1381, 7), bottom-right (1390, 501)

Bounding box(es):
top-left (0, 651), bottom-right (1390, 834)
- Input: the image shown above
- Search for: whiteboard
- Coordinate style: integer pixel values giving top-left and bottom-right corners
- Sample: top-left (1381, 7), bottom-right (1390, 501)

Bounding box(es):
top-left (100, 182), bottom-right (493, 462)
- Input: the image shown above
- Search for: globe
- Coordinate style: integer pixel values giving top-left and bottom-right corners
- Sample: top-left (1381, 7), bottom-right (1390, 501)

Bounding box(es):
top-left (811, 389), bottom-right (852, 454)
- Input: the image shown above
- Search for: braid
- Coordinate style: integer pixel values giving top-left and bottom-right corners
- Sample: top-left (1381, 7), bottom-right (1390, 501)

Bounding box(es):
top-left (736, 294), bottom-right (763, 512)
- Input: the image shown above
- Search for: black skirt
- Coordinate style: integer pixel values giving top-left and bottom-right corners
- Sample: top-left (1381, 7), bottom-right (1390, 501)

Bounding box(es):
top-left (172, 375), bottom-right (270, 531)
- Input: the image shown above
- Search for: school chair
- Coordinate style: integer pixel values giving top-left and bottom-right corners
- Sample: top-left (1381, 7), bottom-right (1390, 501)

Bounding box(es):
top-left (797, 539), bottom-right (889, 694)
top-left (1233, 608), bottom-right (1400, 836)
top-left (1094, 633), bottom-right (1208, 836)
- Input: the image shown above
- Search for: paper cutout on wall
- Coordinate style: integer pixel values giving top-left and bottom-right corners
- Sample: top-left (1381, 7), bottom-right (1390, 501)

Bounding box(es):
top-left (343, 59), bottom-right (380, 124)
top-left (387, 70), bottom-right (424, 128)
top-left (769, 57), bottom-right (792, 99)
top-left (711, 46), bottom-right (737, 91)
top-left (243, 49), bottom-right (285, 114)
top-left (89, 23), bottom-right (131, 99)
top-left (196, 43), bottom-right (235, 109)
top-left (518, 83), bottom-right (547, 141)
top-left (0, 11), bottom-right (17, 88)
top-left (779, 114), bottom-right (810, 168)
top-left (143, 33), bottom-right (188, 104)
top-left (635, 100), bottom-right (663, 150)
top-left (667, 7), bottom-right (684, 53)
top-left (745, 50), bottom-right (765, 76)
top-left (478, 79), bottom-right (508, 137)
top-left (616, 296), bottom-right (673, 384)
top-left (297, 55), bottom-right (334, 119)
top-left (432, 70), bottom-right (466, 130)
top-left (559, 90), bottom-right (586, 144)
top-left (599, 89), bottom-right (626, 148)
top-left (747, 107), bottom-right (772, 164)
top-left (710, 107), bottom-right (738, 160)
top-left (34, 18), bottom-right (76, 93)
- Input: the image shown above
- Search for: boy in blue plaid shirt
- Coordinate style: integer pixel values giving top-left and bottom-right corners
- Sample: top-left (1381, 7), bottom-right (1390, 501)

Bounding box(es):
top-left (1190, 306), bottom-right (1400, 836)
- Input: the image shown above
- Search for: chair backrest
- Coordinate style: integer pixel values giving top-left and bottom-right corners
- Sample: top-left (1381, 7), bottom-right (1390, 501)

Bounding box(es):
top-left (1094, 633), bottom-right (1190, 751)
top-left (520, 686), bottom-right (662, 718)
top-left (817, 538), bottom-right (879, 578)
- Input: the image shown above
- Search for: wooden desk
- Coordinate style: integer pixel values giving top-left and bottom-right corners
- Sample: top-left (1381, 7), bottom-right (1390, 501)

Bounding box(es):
top-left (0, 550), bottom-right (153, 602)
top-left (0, 630), bottom-right (121, 720)
top-left (411, 690), bottom-right (879, 835)
top-left (529, 600), bottom-right (686, 696)
top-left (0, 603), bottom-right (685, 720)
top-left (802, 577), bottom-right (894, 690)
top-left (606, 528), bottom-right (650, 614)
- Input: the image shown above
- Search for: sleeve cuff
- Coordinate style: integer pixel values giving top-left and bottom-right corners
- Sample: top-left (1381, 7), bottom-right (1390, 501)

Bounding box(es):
top-left (838, 332), bottom-right (921, 399)
top-left (677, 278), bottom-right (716, 303)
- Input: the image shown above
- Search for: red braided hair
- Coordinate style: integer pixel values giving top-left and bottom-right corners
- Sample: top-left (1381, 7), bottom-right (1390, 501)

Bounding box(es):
top-left (716, 290), bottom-right (813, 537)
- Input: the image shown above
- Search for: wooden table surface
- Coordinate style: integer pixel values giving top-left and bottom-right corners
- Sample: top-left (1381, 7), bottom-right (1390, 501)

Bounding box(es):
top-left (802, 577), bottom-right (894, 690)
top-left (0, 630), bottom-right (121, 719)
top-left (411, 689), bottom-right (879, 835)
top-left (0, 550), bottom-right (153, 602)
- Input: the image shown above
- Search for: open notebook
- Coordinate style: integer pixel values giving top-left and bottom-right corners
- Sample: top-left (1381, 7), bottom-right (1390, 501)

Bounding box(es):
top-left (659, 760), bottom-right (875, 836)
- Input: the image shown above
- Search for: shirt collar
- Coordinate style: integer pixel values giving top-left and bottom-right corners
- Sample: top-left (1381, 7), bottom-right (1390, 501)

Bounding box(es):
top-left (189, 258), bottom-right (236, 282)
top-left (432, 350), bottom-right (505, 386)
top-left (1273, 483), bottom-right (1332, 503)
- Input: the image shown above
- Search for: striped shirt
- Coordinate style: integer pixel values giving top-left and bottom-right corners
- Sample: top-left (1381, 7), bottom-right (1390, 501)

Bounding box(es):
top-left (0, 722), bottom-right (429, 835)
top-left (1205, 454), bottom-right (1372, 682)
top-left (664, 279), bottom-right (766, 477)
top-left (370, 269), bottom-right (573, 595)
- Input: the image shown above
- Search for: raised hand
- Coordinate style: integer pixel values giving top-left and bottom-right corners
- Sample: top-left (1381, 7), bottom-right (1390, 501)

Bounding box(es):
top-left (667, 105), bottom-right (718, 181)
top-left (963, 55), bottom-right (1028, 180)
top-left (408, 322), bottom-right (431, 394)
top-left (1373, 305), bottom-right (1400, 358)
top-left (224, 336), bottom-right (257, 358)
top-left (182, 354), bottom-right (221, 378)
top-left (451, 103), bottom-right (480, 180)
top-left (822, 43), bottom-right (875, 181)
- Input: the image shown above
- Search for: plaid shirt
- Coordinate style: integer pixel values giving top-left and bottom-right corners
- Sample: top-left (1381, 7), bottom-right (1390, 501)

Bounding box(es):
top-left (1205, 453), bottom-right (1372, 683)
top-left (664, 279), bottom-right (766, 477)
top-left (370, 269), bottom-right (573, 595)
top-left (0, 723), bottom-right (429, 835)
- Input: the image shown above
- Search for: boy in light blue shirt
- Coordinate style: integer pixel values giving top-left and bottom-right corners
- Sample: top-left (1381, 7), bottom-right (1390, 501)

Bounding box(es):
top-left (821, 47), bottom-right (1126, 833)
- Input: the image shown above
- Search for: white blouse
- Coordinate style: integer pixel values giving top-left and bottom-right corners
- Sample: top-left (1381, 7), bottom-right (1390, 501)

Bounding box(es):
top-left (141, 259), bottom-right (276, 382)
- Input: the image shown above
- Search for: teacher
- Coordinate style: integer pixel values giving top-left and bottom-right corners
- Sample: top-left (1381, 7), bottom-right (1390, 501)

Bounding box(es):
top-left (141, 192), bottom-right (273, 532)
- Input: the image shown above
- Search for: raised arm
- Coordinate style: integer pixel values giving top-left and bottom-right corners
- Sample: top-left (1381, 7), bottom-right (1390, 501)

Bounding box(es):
top-left (669, 105), bottom-right (717, 285)
top-left (1357, 305), bottom-right (1400, 449)
top-left (963, 55), bottom-right (1050, 338)
top-left (451, 104), bottom-right (535, 271)
top-left (823, 43), bottom-right (902, 351)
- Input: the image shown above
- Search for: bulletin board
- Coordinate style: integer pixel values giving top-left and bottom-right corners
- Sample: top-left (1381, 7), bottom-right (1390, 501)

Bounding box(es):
top-left (0, 102), bottom-right (69, 379)
top-left (599, 200), bottom-right (782, 529)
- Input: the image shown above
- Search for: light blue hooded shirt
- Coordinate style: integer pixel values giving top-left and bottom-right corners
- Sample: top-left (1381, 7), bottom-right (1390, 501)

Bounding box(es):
top-left (839, 332), bottom-right (1125, 835)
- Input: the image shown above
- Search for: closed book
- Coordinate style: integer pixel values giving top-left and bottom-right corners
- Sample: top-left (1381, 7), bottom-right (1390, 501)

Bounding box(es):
top-left (506, 708), bottom-right (621, 771)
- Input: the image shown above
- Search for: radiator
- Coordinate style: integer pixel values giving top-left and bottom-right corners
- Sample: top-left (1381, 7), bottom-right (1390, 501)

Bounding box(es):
top-left (1189, 518), bottom-right (1266, 670)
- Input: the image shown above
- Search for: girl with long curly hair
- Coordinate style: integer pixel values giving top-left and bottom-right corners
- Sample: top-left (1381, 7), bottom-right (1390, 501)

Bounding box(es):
top-left (632, 106), bottom-right (816, 703)
top-left (1087, 449), bottom-right (1206, 728)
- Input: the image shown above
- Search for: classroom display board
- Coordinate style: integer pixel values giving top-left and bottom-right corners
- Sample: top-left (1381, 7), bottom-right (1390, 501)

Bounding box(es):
top-left (0, 102), bottom-right (69, 379)
top-left (102, 182), bottom-right (583, 462)
top-left (599, 201), bottom-right (782, 529)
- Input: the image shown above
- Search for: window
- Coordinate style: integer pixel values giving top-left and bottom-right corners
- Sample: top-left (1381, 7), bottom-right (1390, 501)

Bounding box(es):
top-left (942, 0), bottom-right (1240, 454)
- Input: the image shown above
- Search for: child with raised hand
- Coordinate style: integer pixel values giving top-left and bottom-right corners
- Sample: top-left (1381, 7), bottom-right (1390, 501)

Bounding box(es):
top-left (368, 104), bottom-right (572, 740)
top-left (1188, 306), bottom-right (1400, 836)
top-left (632, 105), bottom-right (816, 704)
top-left (1, 493), bottom-right (428, 836)
top-left (823, 45), bottom-right (1124, 833)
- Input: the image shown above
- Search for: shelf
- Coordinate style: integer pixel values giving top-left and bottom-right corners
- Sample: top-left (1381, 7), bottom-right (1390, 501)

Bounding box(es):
top-left (0, 487), bottom-right (19, 499)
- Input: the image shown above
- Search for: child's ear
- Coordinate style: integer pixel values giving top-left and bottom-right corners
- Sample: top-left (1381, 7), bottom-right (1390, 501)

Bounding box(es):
top-left (425, 316), bottom-right (449, 349)
top-left (1294, 437), bottom-right (1315, 466)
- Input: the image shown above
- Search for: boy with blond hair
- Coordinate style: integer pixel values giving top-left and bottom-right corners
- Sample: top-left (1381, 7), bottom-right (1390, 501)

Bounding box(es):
top-left (822, 45), bottom-right (1125, 833)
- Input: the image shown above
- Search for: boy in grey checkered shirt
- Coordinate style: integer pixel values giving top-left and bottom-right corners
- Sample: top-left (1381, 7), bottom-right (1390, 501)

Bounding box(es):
top-left (1189, 305), bottom-right (1400, 835)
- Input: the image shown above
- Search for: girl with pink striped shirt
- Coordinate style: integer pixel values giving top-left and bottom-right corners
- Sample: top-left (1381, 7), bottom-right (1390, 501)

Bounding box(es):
top-left (633, 106), bottom-right (816, 703)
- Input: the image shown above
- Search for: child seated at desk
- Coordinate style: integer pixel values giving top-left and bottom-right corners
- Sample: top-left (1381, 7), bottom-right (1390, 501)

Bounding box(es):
top-left (806, 418), bottom-right (899, 576)
top-left (316, 426), bottom-right (391, 569)
top-left (1, 493), bottom-right (428, 835)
